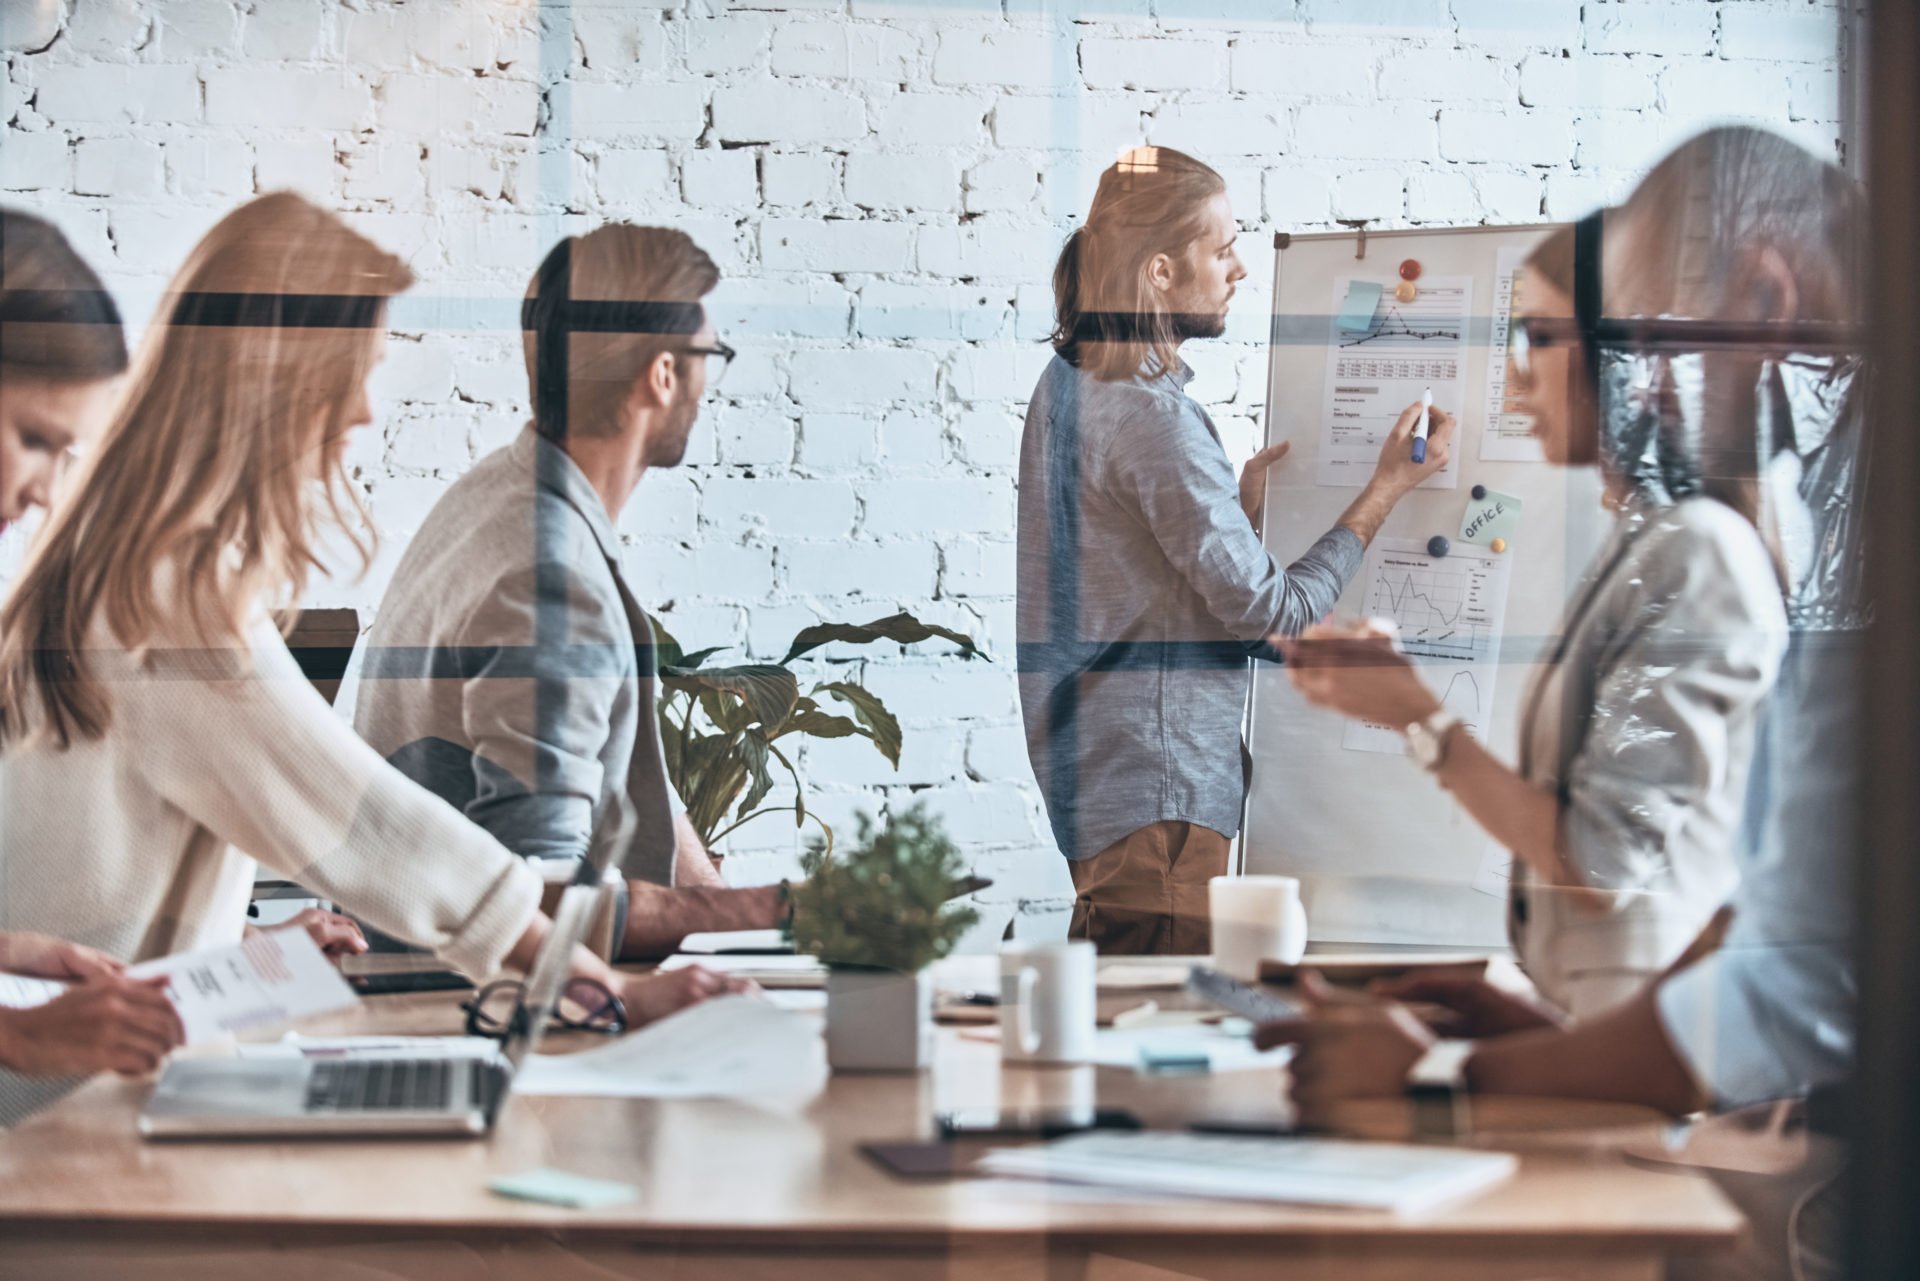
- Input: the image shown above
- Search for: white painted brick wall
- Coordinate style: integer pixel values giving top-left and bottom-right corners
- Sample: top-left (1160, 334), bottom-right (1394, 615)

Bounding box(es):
top-left (0, 0), bottom-right (1844, 939)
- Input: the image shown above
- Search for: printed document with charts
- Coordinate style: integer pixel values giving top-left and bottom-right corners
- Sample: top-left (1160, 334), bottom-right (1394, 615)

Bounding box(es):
top-left (978, 1131), bottom-right (1517, 1215)
top-left (0, 931), bottom-right (357, 1044)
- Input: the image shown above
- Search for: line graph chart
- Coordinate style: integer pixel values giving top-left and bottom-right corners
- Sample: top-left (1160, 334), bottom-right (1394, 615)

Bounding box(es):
top-left (1367, 556), bottom-right (1490, 663)
top-left (1341, 539), bottom-right (1514, 755)
top-left (1338, 283), bottom-right (1468, 357)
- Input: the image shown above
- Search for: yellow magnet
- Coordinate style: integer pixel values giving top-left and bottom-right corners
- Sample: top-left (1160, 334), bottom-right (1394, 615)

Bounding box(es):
top-left (1490, 537), bottom-right (1508, 553)
top-left (1394, 279), bottom-right (1418, 303)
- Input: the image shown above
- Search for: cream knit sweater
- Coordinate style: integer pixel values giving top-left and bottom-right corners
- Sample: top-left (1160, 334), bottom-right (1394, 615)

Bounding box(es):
top-left (0, 608), bottom-right (543, 1125)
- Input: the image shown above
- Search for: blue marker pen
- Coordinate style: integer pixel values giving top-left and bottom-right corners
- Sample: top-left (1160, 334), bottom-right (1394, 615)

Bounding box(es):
top-left (1411, 386), bottom-right (1432, 464)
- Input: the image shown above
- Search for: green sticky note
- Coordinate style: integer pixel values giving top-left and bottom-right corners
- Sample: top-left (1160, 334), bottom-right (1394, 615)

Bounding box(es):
top-left (489, 1167), bottom-right (638, 1210)
top-left (1460, 489), bottom-right (1523, 548)
top-left (1336, 281), bottom-right (1384, 333)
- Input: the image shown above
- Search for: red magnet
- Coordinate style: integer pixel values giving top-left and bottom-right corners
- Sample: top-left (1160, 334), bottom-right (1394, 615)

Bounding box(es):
top-left (1398, 258), bottom-right (1422, 281)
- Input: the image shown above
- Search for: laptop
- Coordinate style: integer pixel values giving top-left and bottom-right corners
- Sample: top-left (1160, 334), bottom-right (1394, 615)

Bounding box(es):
top-left (138, 878), bottom-right (599, 1140)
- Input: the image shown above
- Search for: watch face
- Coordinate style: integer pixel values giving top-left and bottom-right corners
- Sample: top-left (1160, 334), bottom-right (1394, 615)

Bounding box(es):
top-left (1407, 724), bottom-right (1438, 766)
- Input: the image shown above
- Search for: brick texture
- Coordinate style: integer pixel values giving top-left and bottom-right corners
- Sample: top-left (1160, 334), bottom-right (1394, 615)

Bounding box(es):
top-left (0, 0), bottom-right (1844, 931)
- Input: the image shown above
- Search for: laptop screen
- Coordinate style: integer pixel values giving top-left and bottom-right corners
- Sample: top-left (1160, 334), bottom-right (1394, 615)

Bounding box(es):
top-left (498, 881), bottom-right (604, 1072)
top-left (497, 782), bottom-right (637, 1071)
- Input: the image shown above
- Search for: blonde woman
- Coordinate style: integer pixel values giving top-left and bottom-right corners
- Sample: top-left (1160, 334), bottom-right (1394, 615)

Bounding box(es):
top-left (0, 194), bottom-right (730, 1125)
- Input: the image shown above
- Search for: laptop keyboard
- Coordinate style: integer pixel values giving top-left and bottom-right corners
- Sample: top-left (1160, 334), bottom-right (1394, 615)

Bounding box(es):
top-left (304, 1059), bottom-right (455, 1113)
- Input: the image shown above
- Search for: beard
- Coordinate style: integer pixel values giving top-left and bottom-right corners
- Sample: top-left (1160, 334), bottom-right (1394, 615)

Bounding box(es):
top-left (1169, 308), bottom-right (1227, 341)
top-left (644, 386), bottom-right (700, 468)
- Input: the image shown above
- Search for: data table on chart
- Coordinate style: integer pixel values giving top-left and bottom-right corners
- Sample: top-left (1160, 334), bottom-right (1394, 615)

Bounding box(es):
top-left (1341, 536), bottom-right (1514, 755)
top-left (1315, 276), bottom-right (1473, 490)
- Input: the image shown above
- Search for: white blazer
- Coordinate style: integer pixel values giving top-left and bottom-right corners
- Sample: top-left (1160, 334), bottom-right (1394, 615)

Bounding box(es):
top-left (1510, 496), bottom-right (1787, 1019)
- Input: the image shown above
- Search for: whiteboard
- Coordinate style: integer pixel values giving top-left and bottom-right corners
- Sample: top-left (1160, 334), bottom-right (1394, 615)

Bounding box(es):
top-left (1245, 225), bottom-right (1609, 946)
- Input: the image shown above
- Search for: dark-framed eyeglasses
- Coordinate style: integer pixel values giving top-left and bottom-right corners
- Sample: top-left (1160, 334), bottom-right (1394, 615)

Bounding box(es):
top-left (1509, 316), bottom-right (1584, 383)
top-left (681, 338), bottom-right (736, 386)
top-left (461, 975), bottom-right (627, 1040)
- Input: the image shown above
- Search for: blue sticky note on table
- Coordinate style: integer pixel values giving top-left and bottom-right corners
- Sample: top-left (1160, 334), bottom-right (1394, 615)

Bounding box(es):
top-left (1139, 1044), bottom-right (1212, 1075)
top-left (1460, 489), bottom-right (1524, 547)
top-left (489, 1167), bottom-right (638, 1210)
top-left (1335, 281), bottom-right (1384, 333)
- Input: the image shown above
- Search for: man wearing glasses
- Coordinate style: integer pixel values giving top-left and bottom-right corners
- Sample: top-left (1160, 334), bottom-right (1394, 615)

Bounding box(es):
top-left (354, 225), bottom-right (783, 961)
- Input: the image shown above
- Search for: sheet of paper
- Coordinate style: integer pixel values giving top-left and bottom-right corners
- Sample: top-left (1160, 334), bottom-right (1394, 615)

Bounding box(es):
top-left (675, 929), bottom-right (792, 954)
top-left (130, 931), bottom-right (358, 1044)
top-left (514, 994), bottom-right (825, 1099)
top-left (1344, 537), bottom-right (1515, 755)
top-left (1316, 274), bottom-right (1470, 490)
top-left (1095, 964), bottom-right (1192, 992)
top-left (0, 973), bottom-right (67, 1009)
top-left (660, 952), bottom-right (827, 989)
top-left (1480, 246), bottom-right (1544, 462)
top-left (1473, 843), bottom-right (1515, 898)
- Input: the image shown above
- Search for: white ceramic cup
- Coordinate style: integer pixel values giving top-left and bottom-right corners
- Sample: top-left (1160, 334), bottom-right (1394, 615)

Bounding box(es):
top-left (998, 940), bottom-right (1096, 1064)
top-left (1209, 875), bottom-right (1309, 981)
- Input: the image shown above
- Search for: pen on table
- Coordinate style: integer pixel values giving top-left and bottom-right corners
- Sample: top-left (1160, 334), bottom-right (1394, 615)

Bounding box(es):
top-left (1412, 387), bottom-right (1432, 463)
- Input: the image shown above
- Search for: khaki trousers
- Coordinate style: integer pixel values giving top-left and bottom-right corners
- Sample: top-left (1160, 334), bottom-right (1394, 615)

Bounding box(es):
top-left (1067, 821), bottom-right (1230, 955)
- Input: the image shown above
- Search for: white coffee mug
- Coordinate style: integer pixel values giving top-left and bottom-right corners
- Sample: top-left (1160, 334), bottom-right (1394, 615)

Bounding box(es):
top-left (998, 940), bottom-right (1096, 1064)
top-left (1210, 875), bottom-right (1309, 981)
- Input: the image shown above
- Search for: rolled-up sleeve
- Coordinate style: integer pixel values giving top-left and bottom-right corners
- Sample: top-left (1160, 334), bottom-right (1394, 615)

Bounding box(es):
top-left (457, 562), bottom-right (630, 864)
top-left (1561, 523), bottom-right (1786, 892)
top-left (124, 620), bottom-right (542, 979)
top-left (1658, 942), bottom-right (1854, 1107)
top-left (1654, 632), bottom-right (1859, 1107)
top-left (1102, 398), bottom-right (1361, 647)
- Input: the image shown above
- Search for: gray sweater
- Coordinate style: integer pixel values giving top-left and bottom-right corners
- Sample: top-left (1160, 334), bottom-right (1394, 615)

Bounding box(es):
top-left (1016, 354), bottom-right (1362, 862)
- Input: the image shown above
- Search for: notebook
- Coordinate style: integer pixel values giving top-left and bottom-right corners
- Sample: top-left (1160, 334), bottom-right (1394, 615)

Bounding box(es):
top-left (976, 1130), bottom-right (1518, 1216)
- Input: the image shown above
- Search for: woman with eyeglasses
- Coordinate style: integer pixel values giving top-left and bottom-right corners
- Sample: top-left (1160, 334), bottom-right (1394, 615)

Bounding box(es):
top-left (0, 195), bottom-right (737, 1126)
top-left (1277, 162), bottom-right (1805, 1024)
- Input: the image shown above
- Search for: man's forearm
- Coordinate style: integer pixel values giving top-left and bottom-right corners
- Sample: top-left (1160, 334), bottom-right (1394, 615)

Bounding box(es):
top-left (618, 883), bottom-right (784, 960)
top-left (1463, 987), bottom-right (1709, 1116)
top-left (1334, 481), bottom-right (1403, 547)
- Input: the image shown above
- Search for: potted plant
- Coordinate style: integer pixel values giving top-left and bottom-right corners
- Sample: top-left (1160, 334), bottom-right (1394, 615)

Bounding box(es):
top-left (646, 611), bottom-right (980, 867)
top-left (785, 804), bottom-right (979, 1071)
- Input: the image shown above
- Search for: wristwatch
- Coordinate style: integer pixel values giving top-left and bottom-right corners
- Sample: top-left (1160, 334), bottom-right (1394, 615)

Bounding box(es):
top-left (1405, 709), bottom-right (1462, 771)
top-left (1409, 1039), bottom-right (1475, 1089)
top-left (1407, 1039), bottom-right (1475, 1137)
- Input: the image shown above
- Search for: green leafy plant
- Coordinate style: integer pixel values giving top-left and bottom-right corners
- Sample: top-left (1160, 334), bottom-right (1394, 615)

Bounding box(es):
top-left (785, 804), bottom-right (980, 972)
top-left (647, 610), bottom-right (981, 855)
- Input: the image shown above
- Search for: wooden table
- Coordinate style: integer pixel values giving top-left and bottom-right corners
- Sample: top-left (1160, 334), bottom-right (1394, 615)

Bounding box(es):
top-left (0, 982), bottom-right (1742, 1281)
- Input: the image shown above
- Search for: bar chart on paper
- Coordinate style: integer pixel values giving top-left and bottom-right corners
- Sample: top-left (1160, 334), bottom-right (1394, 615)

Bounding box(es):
top-left (1343, 537), bottom-right (1514, 755)
top-left (1317, 276), bottom-right (1473, 489)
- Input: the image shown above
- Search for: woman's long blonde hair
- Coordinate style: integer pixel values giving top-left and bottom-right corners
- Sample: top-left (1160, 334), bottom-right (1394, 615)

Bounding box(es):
top-left (0, 193), bottom-right (413, 748)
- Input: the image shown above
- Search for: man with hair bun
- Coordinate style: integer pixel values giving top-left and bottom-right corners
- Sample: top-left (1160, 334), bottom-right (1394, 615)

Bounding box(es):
top-left (1016, 147), bottom-right (1453, 954)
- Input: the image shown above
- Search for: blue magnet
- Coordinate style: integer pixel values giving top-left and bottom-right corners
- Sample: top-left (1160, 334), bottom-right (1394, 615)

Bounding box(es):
top-left (1427, 535), bottom-right (1451, 558)
top-left (1471, 484), bottom-right (1487, 500)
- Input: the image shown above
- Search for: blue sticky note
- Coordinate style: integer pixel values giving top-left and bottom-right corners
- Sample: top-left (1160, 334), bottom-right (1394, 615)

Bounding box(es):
top-left (1139, 1044), bottom-right (1212, 1075)
top-left (1459, 489), bottom-right (1524, 547)
top-left (1335, 280), bottom-right (1384, 333)
top-left (489, 1167), bottom-right (638, 1210)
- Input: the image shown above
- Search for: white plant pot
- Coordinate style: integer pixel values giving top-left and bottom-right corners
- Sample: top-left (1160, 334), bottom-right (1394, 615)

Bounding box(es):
top-left (824, 967), bottom-right (933, 1072)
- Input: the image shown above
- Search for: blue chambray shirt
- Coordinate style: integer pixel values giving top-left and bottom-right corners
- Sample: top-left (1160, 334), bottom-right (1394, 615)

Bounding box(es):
top-left (1016, 353), bottom-right (1363, 862)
